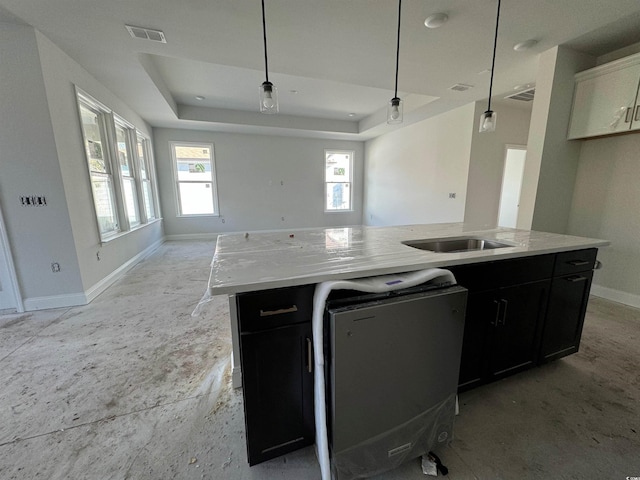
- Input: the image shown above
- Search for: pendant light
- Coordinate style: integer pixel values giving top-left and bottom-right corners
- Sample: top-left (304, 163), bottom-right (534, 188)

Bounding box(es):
top-left (259, 0), bottom-right (278, 114)
top-left (387, 0), bottom-right (403, 124)
top-left (479, 0), bottom-right (501, 133)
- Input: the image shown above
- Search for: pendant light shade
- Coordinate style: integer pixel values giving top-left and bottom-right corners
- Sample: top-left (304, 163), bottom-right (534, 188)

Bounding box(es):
top-left (259, 81), bottom-right (278, 114)
top-left (259, 0), bottom-right (278, 114)
top-left (388, 97), bottom-right (403, 124)
top-left (479, 0), bottom-right (501, 133)
top-left (387, 0), bottom-right (403, 125)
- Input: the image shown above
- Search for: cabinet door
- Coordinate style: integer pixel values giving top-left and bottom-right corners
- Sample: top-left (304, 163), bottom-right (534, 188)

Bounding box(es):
top-left (241, 323), bottom-right (314, 465)
top-left (568, 63), bottom-right (640, 139)
top-left (540, 271), bottom-right (593, 363)
top-left (487, 280), bottom-right (550, 380)
top-left (458, 291), bottom-right (492, 391)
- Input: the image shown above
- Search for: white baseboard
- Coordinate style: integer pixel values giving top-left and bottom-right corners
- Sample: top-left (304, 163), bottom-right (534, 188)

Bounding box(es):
top-left (165, 233), bottom-right (219, 241)
top-left (23, 292), bottom-right (88, 311)
top-left (23, 238), bottom-right (165, 311)
top-left (590, 284), bottom-right (640, 309)
top-left (84, 237), bottom-right (165, 303)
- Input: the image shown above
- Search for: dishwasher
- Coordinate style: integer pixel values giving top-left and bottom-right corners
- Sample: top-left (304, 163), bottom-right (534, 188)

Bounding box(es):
top-left (324, 281), bottom-right (467, 479)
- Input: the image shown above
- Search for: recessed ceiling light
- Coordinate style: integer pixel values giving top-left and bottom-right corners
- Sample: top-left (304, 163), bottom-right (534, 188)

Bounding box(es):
top-left (424, 13), bottom-right (449, 28)
top-left (195, 95), bottom-right (205, 101)
top-left (514, 39), bottom-right (538, 52)
top-left (348, 113), bottom-right (356, 117)
top-left (289, 89), bottom-right (299, 94)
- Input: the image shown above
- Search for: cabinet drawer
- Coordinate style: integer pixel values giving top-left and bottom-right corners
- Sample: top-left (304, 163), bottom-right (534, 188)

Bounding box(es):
top-left (553, 249), bottom-right (597, 276)
top-left (237, 284), bottom-right (315, 333)
top-left (449, 254), bottom-right (555, 292)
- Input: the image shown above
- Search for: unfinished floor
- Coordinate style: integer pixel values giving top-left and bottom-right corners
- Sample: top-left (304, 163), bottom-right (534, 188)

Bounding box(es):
top-left (0, 241), bottom-right (638, 480)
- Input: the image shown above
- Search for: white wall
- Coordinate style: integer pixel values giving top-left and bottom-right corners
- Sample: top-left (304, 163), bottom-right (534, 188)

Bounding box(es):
top-left (0, 23), bottom-right (164, 309)
top-left (464, 102), bottom-right (531, 228)
top-left (518, 46), bottom-right (596, 233)
top-left (153, 128), bottom-right (364, 236)
top-left (35, 31), bottom-right (163, 292)
top-left (363, 103), bottom-right (475, 226)
top-left (567, 132), bottom-right (640, 307)
top-left (0, 23), bottom-right (84, 304)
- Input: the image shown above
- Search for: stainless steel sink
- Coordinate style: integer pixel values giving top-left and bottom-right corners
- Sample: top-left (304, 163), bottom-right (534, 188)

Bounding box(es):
top-left (402, 236), bottom-right (512, 253)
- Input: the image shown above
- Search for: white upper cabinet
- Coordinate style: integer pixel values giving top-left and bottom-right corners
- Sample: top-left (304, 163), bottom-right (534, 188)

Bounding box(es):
top-left (568, 53), bottom-right (640, 140)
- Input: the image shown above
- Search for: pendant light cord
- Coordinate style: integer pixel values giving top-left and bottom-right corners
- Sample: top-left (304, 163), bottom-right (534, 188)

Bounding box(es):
top-left (262, 0), bottom-right (269, 83)
top-left (487, 0), bottom-right (501, 111)
top-left (394, 0), bottom-right (402, 98)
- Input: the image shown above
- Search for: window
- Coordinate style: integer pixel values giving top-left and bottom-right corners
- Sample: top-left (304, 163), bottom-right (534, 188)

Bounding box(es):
top-left (171, 142), bottom-right (219, 216)
top-left (77, 88), bottom-right (159, 241)
top-left (78, 100), bottom-right (119, 236)
top-left (137, 134), bottom-right (157, 221)
top-left (114, 118), bottom-right (140, 227)
top-left (325, 150), bottom-right (353, 211)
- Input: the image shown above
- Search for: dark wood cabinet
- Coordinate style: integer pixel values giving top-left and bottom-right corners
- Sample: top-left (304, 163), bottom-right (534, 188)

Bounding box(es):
top-left (451, 255), bottom-right (554, 391)
top-left (539, 249), bottom-right (596, 363)
top-left (237, 285), bottom-right (315, 466)
top-left (486, 280), bottom-right (549, 380)
top-left (453, 249), bottom-right (598, 392)
top-left (234, 248), bottom-right (600, 465)
top-left (456, 279), bottom-right (550, 390)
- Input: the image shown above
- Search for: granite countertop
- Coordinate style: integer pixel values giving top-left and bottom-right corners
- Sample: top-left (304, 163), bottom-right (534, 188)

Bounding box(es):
top-left (208, 223), bottom-right (609, 295)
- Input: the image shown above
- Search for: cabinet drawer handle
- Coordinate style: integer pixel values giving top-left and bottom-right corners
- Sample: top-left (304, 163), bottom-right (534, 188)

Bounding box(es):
top-left (635, 105), bottom-right (640, 122)
top-left (625, 107), bottom-right (633, 123)
top-left (567, 260), bottom-right (589, 267)
top-left (259, 305), bottom-right (298, 317)
top-left (566, 275), bottom-right (587, 283)
top-left (306, 337), bottom-right (313, 373)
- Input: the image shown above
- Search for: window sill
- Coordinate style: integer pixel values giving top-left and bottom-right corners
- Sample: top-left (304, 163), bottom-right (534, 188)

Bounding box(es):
top-left (176, 213), bottom-right (220, 218)
top-left (100, 217), bottom-right (162, 245)
top-left (325, 209), bottom-right (354, 213)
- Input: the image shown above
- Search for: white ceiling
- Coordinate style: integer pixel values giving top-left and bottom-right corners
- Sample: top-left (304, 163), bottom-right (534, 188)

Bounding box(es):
top-left (3, 0), bottom-right (640, 139)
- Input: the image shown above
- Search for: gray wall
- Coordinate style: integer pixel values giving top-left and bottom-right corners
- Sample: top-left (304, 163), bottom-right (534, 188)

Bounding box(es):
top-left (153, 128), bottom-right (364, 236)
top-left (364, 104), bottom-right (475, 226)
top-left (568, 129), bottom-right (640, 306)
top-left (0, 23), bottom-right (83, 304)
top-left (518, 46), bottom-right (596, 233)
top-left (0, 23), bottom-right (163, 309)
top-left (35, 31), bottom-right (163, 293)
top-left (464, 102), bottom-right (532, 228)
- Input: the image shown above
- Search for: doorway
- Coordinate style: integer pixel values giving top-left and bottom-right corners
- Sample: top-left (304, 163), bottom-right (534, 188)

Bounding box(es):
top-left (497, 145), bottom-right (527, 229)
top-left (0, 202), bottom-right (23, 313)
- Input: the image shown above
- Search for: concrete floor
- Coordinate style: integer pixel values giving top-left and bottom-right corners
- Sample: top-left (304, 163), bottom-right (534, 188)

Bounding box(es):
top-left (1, 240), bottom-right (639, 479)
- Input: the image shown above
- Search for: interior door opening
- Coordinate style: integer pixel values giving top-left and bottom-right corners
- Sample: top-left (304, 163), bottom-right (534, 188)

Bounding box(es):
top-left (497, 146), bottom-right (527, 228)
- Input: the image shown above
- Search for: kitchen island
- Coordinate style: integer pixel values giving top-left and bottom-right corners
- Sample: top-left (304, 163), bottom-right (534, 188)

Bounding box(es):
top-left (207, 223), bottom-right (608, 465)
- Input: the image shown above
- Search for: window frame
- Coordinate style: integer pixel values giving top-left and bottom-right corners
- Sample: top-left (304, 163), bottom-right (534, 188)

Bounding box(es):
top-left (77, 92), bottom-right (121, 240)
top-left (136, 133), bottom-right (159, 222)
top-left (112, 115), bottom-right (141, 229)
top-left (324, 149), bottom-right (354, 213)
top-left (170, 141), bottom-right (220, 217)
top-left (76, 87), bottom-right (160, 243)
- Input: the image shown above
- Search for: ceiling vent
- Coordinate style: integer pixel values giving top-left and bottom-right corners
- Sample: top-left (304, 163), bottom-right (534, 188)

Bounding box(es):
top-left (125, 25), bottom-right (167, 43)
top-left (449, 83), bottom-right (474, 92)
top-left (506, 88), bottom-right (535, 102)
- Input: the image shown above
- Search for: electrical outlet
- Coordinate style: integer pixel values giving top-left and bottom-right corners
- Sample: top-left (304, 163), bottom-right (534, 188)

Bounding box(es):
top-left (51, 262), bottom-right (61, 273)
top-left (96, 251), bottom-right (101, 261)
top-left (449, 193), bottom-right (456, 199)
